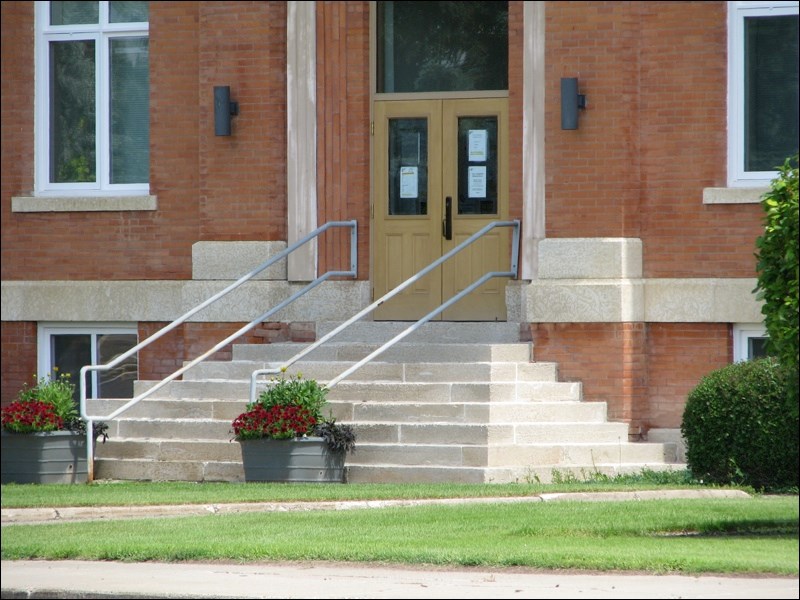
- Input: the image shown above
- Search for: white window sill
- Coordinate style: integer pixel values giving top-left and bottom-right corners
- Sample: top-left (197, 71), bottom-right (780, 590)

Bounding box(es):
top-left (702, 187), bottom-right (767, 205)
top-left (11, 195), bottom-right (157, 212)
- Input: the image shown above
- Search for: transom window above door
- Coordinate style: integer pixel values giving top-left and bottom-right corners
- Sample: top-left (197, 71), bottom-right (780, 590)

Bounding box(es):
top-left (376, 1), bottom-right (508, 94)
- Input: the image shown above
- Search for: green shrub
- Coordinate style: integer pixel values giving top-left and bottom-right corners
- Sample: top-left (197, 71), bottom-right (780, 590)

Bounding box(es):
top-left (754, 154), bottom-right (799, 417)
top-left (681, 358), bottom-right (798, 492)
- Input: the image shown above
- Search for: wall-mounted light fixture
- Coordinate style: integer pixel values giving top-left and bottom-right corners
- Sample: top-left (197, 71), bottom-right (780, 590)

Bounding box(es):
top-left (560, 77), bottom-right (586, 130)
top-left (214, 86), bottom-right (239, 136)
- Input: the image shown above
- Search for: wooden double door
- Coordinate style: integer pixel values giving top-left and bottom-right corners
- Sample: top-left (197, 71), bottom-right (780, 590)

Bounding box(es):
top-left (372, 97), bottom-right (510, 321)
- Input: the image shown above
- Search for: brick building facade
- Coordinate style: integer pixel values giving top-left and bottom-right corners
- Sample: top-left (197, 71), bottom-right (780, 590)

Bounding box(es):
top-left (2, 1), bottom-right (796, 452)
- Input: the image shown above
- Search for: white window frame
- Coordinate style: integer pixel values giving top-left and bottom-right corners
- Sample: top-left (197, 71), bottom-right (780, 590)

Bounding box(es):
top-left (37, 322), bottom-right (139, 398)
top-left (727, 1), bottom-right (799, 188)
top-left (732, 323), bottom-right (769, 362)
top-left (34, 1), bottom-right (150, 197)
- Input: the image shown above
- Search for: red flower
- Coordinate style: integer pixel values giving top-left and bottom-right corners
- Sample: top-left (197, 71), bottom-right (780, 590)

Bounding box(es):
top-left (1, 400), bottom-right (64, 433)
top-left (232, 404), bottom-right (317, 441)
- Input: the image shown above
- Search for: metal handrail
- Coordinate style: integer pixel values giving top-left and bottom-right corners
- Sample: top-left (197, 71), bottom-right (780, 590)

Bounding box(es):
top-left (249, 219), bottom-right (520, 401)
top-left (79, 220), bottom-right (357, 481)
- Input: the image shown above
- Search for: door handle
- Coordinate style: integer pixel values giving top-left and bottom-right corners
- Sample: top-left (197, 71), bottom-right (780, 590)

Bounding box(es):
top-left (442, 196), bottom-right (452, 240)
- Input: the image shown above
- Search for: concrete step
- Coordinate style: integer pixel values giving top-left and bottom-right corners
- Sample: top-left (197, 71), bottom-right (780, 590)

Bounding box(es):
top-left (91, 320), bottom-right (683, 485)
top-left (108, 418), bottom-right (233, 441)
top-left (345, 440), bottom-right (673, 468)
top-left (90, 398), bottom-right (605, 431)
top-left (183, 359), bottom-right (558, 384)
top-left (316, 321), bottom-right (522, 344)
top-left (232, 342), bottom-right (534, 364)
top-left (95, 457), bottom-right (687, 485)
top-left (132, 379), bottom-right (583, 403)
top-left (94, 457), bottom-right (244, 482)
top-left (85, 398), bottom-right (242, 421)
top-left (327, 381), bottom-right (582, 403)
top-left (332, 402), bottom-right (607, 428)
top-left (95, 421), bottom-right (639, 469)
top-left (96, 438), bottom-right (241, 463)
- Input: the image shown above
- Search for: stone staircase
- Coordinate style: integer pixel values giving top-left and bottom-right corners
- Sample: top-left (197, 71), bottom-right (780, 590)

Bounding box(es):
top-left (94, 322), bottom-right (684, 483)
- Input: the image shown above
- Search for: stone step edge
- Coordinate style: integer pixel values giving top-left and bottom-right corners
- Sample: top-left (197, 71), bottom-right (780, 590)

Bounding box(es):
top-left (101, 418), bottom-right (618, 427)
top-left (98, 439), bottom-right (658, 448)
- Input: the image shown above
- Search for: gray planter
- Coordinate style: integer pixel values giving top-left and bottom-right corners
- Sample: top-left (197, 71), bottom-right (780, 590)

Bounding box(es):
top-left (239, 437), bottom-right (345, 483)
top-left (1, 430), bottom-right (89, 484)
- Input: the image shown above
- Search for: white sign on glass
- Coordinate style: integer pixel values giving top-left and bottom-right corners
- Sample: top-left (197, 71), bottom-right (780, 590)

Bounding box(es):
top-left (468, 166), bottom-right (487, 198)
top-left (400, 166), bottom-right (418, 199)
top-left (468, 130), bottom-right (488, 162)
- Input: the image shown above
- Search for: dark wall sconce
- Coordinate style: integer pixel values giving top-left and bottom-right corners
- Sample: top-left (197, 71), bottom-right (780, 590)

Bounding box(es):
top-left (214, 86), bottom-right (239, 136)
top-left (560, 77), bottom-right (586, 130)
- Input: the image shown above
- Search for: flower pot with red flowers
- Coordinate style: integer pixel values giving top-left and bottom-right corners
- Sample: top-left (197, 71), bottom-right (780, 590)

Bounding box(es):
top-left (1, 372), bottom-right (108, 484)
top-left (231, 372), bottom-right (356, 483)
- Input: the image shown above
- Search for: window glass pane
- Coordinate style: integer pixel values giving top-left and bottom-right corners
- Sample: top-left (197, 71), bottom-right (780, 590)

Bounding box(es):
top-left (110, 1), bottom-right (149, 23)
top-left (50, 40), bottom-right (96, 183)
top-left (389, 118), bottom-right (428, 215)
top-left (377, 1), bottom-right (508, 93)
top-left (50, 1), bottom-right (99, 25)
top-left (458, 116), bottom-right (497, 215)
top-left (98, 334), bottom-right (137, 399)
top-left (51, 334), bottom-right (92, 404)
top-left (748, 337), bottom-right (769, 360)
top-left (110, 37), bottom-right (150, 184)
top-left (744, 15), bottom-right (799, 172)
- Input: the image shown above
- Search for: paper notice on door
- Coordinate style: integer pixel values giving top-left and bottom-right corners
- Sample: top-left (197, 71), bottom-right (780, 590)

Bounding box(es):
top-left (468, 166), bottom-right (487, 198)
top-left (468, 129), bottom-right (488, 162)
top-left (400, 166), bottom-right (418, 198)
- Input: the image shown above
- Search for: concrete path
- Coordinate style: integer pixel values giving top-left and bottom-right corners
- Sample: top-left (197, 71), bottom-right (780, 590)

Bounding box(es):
top-left (2, 559), bottom-right (798, 599)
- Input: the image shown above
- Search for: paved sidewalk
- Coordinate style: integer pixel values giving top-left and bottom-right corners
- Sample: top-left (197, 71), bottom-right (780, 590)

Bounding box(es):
top-left (2, 559), bottom-right (799, 599)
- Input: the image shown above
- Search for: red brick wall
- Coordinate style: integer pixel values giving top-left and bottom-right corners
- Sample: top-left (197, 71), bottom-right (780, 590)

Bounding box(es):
top-left (197, 1), bottom-right (287, 242)
top-left (1, 2), bottom-right (199, 281)
top-left (1, 1), bottom-right (290, 283)
top-left (1, 2), bottom-right (35, 281)
top-left (544, 1), bottom-right (643, 240)
top-left (645, 323), bottom-right (730, 429)
top-left (530, 322), bottom-right (732, 436)
top-left (0, 322), bottom-right (37, 406)
top-left (316, 1), bottom-right (371, 279)
top-left (545, 1), bottom-right (764, 278)
top-left (530, 323), bottom-right (647, 434)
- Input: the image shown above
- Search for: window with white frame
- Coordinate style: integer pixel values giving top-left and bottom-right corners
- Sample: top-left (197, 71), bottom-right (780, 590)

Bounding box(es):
top-left (733, 323), bottom-right (770, 362)
top-left (35, 1), bottom-right (150, 196)
top-left (728, 1), bottom-right (798, 188)
top-left (38, 323), bottom-right (138, 404)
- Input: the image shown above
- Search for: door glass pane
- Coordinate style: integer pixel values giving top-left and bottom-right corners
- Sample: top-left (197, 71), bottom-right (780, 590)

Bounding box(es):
top-left (98, 334), bottom-right (137, 399)
top-left (388, 118), bottom-right (428, 215)
top-left (50, 40), bottom-right (96, 183)
top-left (110, 37), bottom-right (150, 183)
top-left (377, 1), bottom-right (508, 93)
top-left (50, 334), bottom-right (92, 404)
top-left (457, 116), bottom-right (497, 215)
top-left (50, 1), bottom-right (99, 25)
top-left (110, 1), bottom-right (149, 23)
top-left (744, 15), bottom-right (799, 171)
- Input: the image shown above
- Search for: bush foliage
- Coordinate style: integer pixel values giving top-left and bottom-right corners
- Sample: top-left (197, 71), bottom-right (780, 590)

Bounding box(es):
top-left (681, 358), bottom-right (798, 492)
top-left (754, 154), bottom-right (799, 416)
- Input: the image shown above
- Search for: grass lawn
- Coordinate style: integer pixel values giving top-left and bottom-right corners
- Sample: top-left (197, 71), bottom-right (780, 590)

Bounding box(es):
top-left (2, 474), bottom-right (798, 576)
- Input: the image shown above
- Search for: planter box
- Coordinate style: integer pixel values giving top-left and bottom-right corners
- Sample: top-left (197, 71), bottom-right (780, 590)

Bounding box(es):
top-left (239, 437), bottom-right (345, 483)
top-left (1, 430), bottom-right (89, 484)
